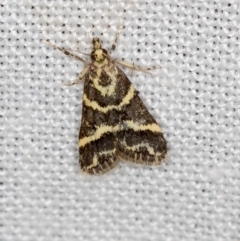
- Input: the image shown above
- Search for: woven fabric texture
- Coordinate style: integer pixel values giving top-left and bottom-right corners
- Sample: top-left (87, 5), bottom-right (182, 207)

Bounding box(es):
top-left (1, 1), bottom-right (239, 241)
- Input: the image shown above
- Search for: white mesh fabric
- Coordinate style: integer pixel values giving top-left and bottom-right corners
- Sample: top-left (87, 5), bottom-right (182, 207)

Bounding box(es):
top-left (1, 1), bottom-right (239, 241)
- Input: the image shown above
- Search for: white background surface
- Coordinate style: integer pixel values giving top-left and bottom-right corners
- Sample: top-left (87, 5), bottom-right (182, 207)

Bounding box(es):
top-left (1, 1), bottom-right (239, 240)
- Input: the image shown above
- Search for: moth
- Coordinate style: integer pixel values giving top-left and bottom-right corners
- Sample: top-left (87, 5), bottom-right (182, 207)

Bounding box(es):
top-left (44, 26), bottom-right (167, 175)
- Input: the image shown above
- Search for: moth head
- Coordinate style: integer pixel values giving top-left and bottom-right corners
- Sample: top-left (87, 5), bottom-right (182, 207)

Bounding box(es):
top-left (91, 38), bottom-right (108, 63)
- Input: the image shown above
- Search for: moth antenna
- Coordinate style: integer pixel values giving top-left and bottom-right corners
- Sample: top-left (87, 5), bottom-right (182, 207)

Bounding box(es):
top-left (43, 40), bottom-right (89, 65)
top-left (109, 21), bottom-right (125, 54)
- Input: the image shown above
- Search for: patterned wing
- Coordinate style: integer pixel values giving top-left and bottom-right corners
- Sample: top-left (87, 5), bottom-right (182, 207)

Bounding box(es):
top-left (115, 67), bottom-right (167, 165)
top-left (79, 69), bottom-right (118, 175)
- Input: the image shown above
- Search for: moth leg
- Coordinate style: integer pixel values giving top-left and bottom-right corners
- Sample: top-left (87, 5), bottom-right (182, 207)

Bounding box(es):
top-left (109, 22), bottom-right (124, 54)
top-left (114, 59), bottom-right (162, 75)
top-left (43, 40), bottom-right (89, 65)
top-left (62, 66), bottom-right (89, 86)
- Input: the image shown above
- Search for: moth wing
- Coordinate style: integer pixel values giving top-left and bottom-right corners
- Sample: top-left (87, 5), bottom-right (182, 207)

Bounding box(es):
top-left (78, 73), bottom-right (118, 175)
top-left (116, 68), bottom-right (167, 165)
